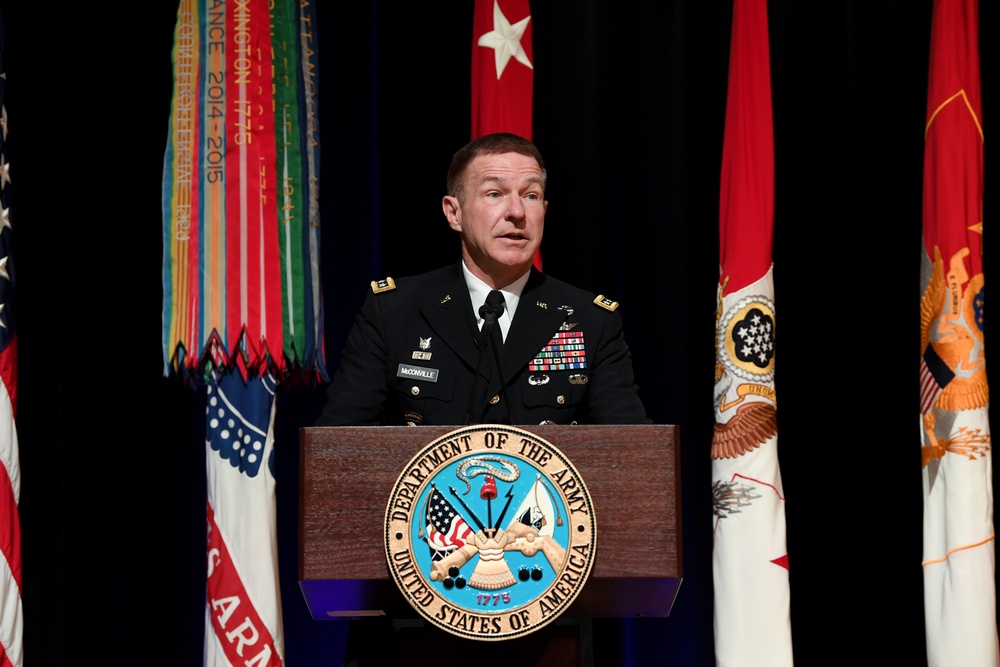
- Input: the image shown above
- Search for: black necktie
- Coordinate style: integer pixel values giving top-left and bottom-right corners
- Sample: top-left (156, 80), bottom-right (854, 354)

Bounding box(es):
top-left (479, 290), bottom-right (506, 337)
top-left (466, 290), bottom-right (511, 424)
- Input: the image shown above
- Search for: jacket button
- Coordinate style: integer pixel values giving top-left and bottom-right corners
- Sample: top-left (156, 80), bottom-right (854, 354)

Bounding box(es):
top-left (489, 394), bottom-right (500, 404)
top-left (557, 395), bottom-right (566, 405)
top-left (411, 386), bottom-right (420, 396)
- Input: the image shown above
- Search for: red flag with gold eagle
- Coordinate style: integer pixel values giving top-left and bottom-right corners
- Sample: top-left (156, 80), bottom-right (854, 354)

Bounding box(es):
top-left (919, 1), bottom-right (998, 664)
top-left (711, 1), bottom-right (792, 664)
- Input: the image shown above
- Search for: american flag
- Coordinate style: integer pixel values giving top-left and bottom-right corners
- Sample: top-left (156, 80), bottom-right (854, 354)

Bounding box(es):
top-left (424, 487), bottom-right (473, 561)
top-left (0, 10), bottom-right (24, 665)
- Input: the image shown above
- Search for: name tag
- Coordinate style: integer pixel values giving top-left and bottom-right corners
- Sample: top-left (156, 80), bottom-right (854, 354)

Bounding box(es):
top-left (396, 364), bottom-right (440, 382)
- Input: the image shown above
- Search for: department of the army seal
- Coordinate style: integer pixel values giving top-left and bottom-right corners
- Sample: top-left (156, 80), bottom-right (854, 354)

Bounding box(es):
top-left (383, 424), bottom-right (597, 641)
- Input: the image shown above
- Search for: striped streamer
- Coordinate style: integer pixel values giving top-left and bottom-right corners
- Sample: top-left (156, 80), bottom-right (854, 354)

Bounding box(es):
top-left (162, 0), bottom-right (325, 385)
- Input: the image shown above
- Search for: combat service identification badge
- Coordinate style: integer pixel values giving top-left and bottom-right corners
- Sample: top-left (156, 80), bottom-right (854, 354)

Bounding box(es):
top-left (384, 424), bottom-right (597, 641)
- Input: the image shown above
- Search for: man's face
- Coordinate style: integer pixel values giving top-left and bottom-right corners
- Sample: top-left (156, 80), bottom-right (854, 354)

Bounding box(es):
top-left (442, 151), bottom-right (547, 286)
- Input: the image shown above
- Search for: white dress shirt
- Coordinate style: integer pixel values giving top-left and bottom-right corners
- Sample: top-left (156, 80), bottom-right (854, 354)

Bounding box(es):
top-left (462, 262), bottom-right (530, 342)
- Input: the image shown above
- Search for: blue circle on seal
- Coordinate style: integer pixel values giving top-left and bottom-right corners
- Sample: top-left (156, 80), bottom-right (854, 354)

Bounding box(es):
top-left (384, 425), bottom-right (597, 641)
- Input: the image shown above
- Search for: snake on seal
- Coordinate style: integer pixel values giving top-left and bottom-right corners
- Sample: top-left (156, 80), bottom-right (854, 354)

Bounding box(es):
top-left (456, 456), bottom-right (520, 495)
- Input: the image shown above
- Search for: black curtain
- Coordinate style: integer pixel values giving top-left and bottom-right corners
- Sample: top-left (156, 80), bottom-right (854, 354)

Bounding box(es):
top-left (2, 0), bottom-right (997, 664)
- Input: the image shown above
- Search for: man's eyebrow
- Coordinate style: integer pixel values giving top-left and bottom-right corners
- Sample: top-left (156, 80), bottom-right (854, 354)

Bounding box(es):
top-left (476, 174), bottom-right (543, 188)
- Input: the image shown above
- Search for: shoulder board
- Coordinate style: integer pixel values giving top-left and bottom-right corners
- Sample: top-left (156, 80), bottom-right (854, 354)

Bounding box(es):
top-left (593, 295), bottom-right (619, 312)
top-left (371, 277), bottom-right (396, 294)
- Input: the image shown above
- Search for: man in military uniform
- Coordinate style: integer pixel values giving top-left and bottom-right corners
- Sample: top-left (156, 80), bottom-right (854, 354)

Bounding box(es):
top-left (317, 132), bottom-right (649, 427)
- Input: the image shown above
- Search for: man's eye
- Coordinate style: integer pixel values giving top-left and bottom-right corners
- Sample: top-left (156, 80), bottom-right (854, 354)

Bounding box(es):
top-left (525, 193), bottom-right (539, 200)
top-left (487, 192), bottom-right (501, 198)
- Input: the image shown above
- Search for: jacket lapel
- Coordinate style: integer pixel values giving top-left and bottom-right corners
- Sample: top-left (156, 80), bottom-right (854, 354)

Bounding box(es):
top-left (496, 270), bottom-right (566, 388)
top-left (420, 263), bottom-right (481, 370)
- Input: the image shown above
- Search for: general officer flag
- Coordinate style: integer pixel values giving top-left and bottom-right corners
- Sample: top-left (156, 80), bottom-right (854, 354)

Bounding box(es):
top-left (471, 0), bottom-right (540, 270)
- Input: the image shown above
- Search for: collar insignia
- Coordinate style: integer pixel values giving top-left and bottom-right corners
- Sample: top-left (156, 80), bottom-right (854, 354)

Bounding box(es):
top-left (371, 277), bottom-right (396, 294)
top-left (594, 295), bottom-right (619, 312)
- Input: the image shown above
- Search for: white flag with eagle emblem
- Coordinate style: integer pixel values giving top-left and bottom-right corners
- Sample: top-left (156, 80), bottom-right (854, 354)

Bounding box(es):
top-left (711, 1), bottom-right (793, 664)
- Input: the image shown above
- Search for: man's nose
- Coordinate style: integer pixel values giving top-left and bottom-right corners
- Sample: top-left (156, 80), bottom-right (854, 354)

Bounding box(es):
top-left (505, 195), bottom-right (525, 219)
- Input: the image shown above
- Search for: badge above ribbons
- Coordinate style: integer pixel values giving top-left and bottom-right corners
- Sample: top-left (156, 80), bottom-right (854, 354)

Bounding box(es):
top-left (384, 424), bottom-right (597, 641)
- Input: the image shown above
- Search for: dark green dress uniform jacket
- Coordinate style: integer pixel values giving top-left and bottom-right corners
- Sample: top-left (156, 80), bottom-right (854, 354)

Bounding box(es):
top-left (316, 262), bottom-right (650, 426)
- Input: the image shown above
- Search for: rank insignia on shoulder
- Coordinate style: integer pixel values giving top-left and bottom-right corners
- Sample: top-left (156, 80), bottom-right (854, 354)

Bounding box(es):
top-left (371, 277), bottom-right (396, 294)
top-left (594, 295), bottom-right (619, 312)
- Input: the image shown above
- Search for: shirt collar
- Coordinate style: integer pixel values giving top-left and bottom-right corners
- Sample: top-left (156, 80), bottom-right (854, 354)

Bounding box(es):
top-left (462, 262), bottom-right (530, 338)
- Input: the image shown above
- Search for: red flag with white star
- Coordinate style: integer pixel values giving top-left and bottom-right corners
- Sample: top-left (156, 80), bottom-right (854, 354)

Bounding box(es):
top-left (471, 0), bottom-right (541, 269)
top-left (472, 0), bottom-right (533, 141)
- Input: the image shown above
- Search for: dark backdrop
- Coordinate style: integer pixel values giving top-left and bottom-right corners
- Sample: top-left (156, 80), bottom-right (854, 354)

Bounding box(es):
top-left (1, 1), bottom-right (997, 664)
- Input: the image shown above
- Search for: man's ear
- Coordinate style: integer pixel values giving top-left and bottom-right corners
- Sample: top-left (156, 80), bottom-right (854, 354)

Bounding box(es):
top-left (442, 195), bottom-right (462, 232)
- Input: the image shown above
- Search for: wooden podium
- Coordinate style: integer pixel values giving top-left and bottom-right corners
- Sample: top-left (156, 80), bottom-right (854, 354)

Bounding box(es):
top-left (298, 424), bottom-right (682, 664)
